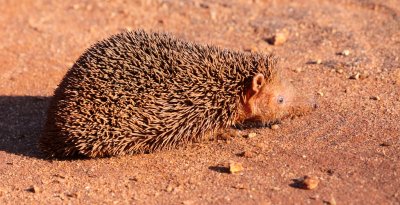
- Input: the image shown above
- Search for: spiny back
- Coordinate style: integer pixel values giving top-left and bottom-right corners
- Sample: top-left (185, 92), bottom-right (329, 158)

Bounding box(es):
top-left (40, 30), bottom-right (277, 157)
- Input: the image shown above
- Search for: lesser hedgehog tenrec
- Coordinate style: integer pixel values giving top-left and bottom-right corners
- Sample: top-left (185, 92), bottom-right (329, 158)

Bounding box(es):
top-left (40, 30), bottom-right (314, 158)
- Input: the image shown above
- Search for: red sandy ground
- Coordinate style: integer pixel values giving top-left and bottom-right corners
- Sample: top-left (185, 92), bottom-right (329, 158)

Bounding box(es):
top-left (0, 0), bottom-right (399, 204)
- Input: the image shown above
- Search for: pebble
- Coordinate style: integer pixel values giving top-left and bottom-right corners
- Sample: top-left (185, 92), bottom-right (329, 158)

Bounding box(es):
top-left (85, 4), bottom-right (93, 11)
top-left (245, 46), bottom-right (259, 52)
top-left (395, 69), bottom-right (400, 84)
top-left (28, 19), bottom-right (41, 31)
top-left (218, 133), bottom-right (231, 141)
top-left (26, 185), bottom-right (40, 193)
top-left (219, 130), bottom-right (240, 140)
top-left (240, 150), bottom-right (255, 158)
top-left (229, 162), bottom-right (244, 174)
top-left (255, 142), bottom-right (264, 149)
top-left (370, 96), bottom-right (380, 101)
top-left (271, 124), bottom-right (280, 130)
top-left (65, 62), bottom-right (74, 68)
top-left (72, 4), bottom-right (80, 10)
top-left (247, 132), bottom-right (257, 138)
top-left (210, 10), bottom-right (217, 21)
top-left (309, 194), bottom-right (320, 200)
top-left (198, 3), bottom-right (209, 9)
top-left (125, 26), bottom-right (133, 32)
top-left (326, 169), bottom-right (335, 176)
top-left (66, 192), bottom-right (79, 198)
top-left (323, 195), bottom-right (337, 205)
top-left (360, 71), bottom-right (369, 79)
top-left (341, 49), bottom-right (350, 56)
top-left (266, 30), bottom-right (288, 46)
top-left (128, 176), bottom-right (139, 182)
top-left (301, 175), bottom-right (319, 190)
top-left (309, 59), bottom-right (322, 64)
top-left (232, 183), bottom-right (249, 189)
top-left (317, 91), bottom-right (324, 97)
top-left (380, 141), bottom-right (392, 146)
top-left (166, 184), bottom-right (174, 193)
top-left (335, 69), bottom-right (343, 74)
top-left (294, 68), bottom-right (302, 73)
top-left (349, 73), bottom-right (360, 80)
top-left (182, 200), bottom-right (196, 205)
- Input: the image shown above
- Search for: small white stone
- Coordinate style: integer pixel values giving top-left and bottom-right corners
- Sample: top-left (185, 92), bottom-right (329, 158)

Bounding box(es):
top-left (341, 49), bottom-right (350, 56)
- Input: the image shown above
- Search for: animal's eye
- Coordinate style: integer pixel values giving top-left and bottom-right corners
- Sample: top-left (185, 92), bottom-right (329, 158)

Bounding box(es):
top-left (277, 95), bottom-right (284, 104)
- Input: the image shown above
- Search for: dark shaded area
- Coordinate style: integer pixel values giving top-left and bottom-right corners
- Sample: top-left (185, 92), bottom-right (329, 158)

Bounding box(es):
top-left (208, 166), bottom-right (230, 174)
top-left (289, 177), bottom-right (308, 189)
top-left (233, 119), bottom-right (277, 130)
top-left (0, 96), bottom-right (50, 158)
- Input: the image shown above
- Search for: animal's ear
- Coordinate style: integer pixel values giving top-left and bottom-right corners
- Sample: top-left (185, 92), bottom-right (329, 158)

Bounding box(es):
top-left (251, 73), bottom-right (265, 93)
top-left (243, 73), bottom-right (265, 105)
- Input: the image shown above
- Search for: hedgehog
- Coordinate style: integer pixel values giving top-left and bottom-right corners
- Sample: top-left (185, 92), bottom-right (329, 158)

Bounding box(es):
top-left (39, 30), bottom-right (315, 158)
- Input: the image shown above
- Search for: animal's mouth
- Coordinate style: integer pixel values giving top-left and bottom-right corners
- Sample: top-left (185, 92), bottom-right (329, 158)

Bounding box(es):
top-left (234, 116), bottom-right (281, 129)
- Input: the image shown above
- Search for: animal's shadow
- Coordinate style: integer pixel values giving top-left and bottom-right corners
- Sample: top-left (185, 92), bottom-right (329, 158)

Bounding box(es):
top-left (0, 96), bottom-right (50, 158)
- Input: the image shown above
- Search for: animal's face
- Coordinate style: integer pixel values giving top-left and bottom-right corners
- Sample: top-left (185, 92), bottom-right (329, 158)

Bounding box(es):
top-left (239, 73), bottom-right (316, 124)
